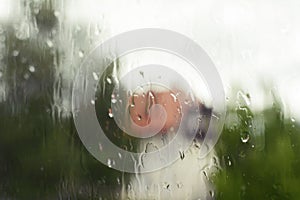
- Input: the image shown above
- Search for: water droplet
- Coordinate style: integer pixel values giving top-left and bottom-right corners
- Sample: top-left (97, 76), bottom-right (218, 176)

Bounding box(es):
top-left (116, 178), bottom-right (121, 185)
top-left (28, 65), bottom-right (35, 73)
top-left (184, 99), bottom-right (190, 105)
top-left (239, 151), bottom-right (246, 158)
top-left (240, 131), bottom-right (250, 143)
top-left (92, 72), bottom-right (99, 81)
top-left (179, 150), bottom-right (185, 160)
top-left (163, 182), bottom-right (170, 190)
top-left (137, 114), bottom-right (142, 121)
top-left (107, 159), bottom-right (112, 168)
top-left (170, 93), bottom-right (177, 102)
top-left (111, 99), bottom-right (117, 104)
top-left (237, 91), bottom-right (251, 106)
top-left (225, 155), bottom-right (232, 167)
top-left (197, 116), bottom-right (203, 122)
top-left (54, 11), bottom-right (60, 17)
top-left (177, 107), bottom-right (181, 114)
top-left (106, 77), bottom-right (112, 84)
top-left (46, 39), bottom-right (53, 48)
top-left (108, 108), bottom-right (113, 118)
top-left (148, 91), bottom-right (155, 99)
top-left (127, 90), bottom-right (132, 97)
top-left (111, 94), bottom-right (117, 103)
top-left (202, 170), bottom-right (209, 180)
top-left (139, 71), bottom-right (144, 77)
top-left (176, 182), bottom-right (183, 189)
top-left (23, 73), bottom-right (30, 80)
top-left (78, 50), bottom-right (84, 58)
top-left (91, 100), bottom-right (95, 105)
top-left (291, 118), bottom-right (296, 123)
top-left (12, 50), bottom-right (19, 57)
top-left (15, 22), bottom-right (30, 40)
top-left (118, 152), bottom-right (122, 159)
top-left (145, 143), bottom-right (159, 153)
top-left (95, 28), bottom-right (100, 35)
top-left (209, 190), bottom-right (215, 198)
top-left (99, 143), bottom-right (103, 151)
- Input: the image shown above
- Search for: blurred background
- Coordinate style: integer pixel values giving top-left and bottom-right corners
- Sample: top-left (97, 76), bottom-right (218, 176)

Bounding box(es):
top-left (0, 0), bottom-right (300, 199)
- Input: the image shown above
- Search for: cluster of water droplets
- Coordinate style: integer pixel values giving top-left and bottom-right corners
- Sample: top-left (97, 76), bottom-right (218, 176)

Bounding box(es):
top-left (235, 91), bottom-right (265, 148)
top-left (0, 25), bottom-right (6, 102)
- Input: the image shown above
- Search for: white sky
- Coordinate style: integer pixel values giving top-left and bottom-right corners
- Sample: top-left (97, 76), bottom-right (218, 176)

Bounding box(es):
top-left (1, 0), bottom-right (299, 120)
top-left (66, 0), bottom-right (300, 119)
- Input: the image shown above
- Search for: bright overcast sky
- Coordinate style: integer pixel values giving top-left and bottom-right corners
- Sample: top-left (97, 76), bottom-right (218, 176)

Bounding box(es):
top-left (1, 0), bottom-right (300, 120)
top-left (67, 0), bottom-right (300, 119)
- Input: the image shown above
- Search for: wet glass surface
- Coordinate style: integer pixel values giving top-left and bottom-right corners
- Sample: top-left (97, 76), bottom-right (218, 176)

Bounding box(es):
top-left (0, 0), bottom-right (300, 199)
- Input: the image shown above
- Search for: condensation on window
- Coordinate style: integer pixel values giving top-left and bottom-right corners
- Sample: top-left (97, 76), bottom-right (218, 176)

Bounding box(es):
top-left (0, 0), bottom-right (300, 200)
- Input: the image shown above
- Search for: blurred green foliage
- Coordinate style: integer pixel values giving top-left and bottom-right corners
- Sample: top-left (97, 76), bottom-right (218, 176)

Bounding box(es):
top-left (0, 2), bottom-right (122, 199)
top-left (214, 94), bottom-right (300, 200)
